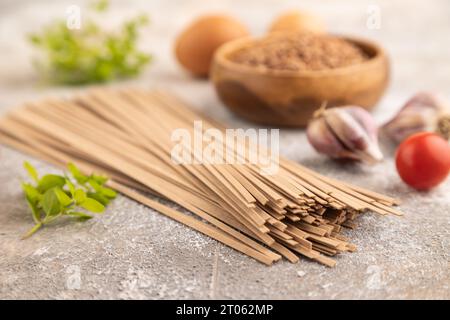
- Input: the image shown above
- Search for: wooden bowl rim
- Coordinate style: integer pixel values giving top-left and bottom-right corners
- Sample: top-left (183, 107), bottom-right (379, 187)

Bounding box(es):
top-left (213, 33), bottom-right (387, 78)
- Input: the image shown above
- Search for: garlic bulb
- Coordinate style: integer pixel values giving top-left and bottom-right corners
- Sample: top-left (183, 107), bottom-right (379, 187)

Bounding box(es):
top-left (382, 92), bottom-right (450, 144)
top-left (306, 106), bottom-right (383, 164)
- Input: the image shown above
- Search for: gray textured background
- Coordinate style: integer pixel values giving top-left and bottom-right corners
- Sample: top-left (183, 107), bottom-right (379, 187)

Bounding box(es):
top-left (0, 0), bottom-right (449, 299)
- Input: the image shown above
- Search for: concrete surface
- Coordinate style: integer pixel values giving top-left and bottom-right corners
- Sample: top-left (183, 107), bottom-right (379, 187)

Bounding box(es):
top-left (0, 0), bottom-right (449, 299)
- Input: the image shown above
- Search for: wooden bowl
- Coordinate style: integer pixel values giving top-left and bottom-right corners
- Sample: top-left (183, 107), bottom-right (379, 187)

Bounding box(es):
top-left (211, 35), bottom-right (389, 127)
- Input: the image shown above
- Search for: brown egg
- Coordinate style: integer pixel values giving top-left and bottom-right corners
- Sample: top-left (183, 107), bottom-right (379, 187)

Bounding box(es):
top-left (269, 10), bottom-right (326, 34)
top-left (175, 15), bottom-right (249, 77)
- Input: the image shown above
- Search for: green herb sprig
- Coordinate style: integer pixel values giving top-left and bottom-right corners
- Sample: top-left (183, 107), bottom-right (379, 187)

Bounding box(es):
top-left (21, 162), bottom-right (117, 238)
top-left (28, 0), bottom-right (151, 85)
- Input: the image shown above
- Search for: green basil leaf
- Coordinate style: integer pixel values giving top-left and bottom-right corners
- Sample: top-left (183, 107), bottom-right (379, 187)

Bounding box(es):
top-left (67, 163), bottom-right (80, 176)
top-left (37, 174), bottom-right (66, 193)
top-left (87, 191), bottom-right (109, 206)
top-left (26, 197), bottom-right (41, 224)
top-left (92, 0), bottom-right (109, 12)
top-left (68, 163), bottom-right (88, 184)
top-left (19, 161), bottom-right (116, 238)
top-left (54, 187), bottom-right (72, 207)
top-left (79, 198), bottom-right (105, 213)
top-left (74, 189), bottom-right (87, 204)
top-left (67, 211), bottom-right (93, 221)
top-left (24, 161), bottom-right (39, 183)
top-left (88, 179), bottom-right (115, 198)
top-left (22, 183), bottom-right (41, 203)
top-left (101, 186), bottom-right (116, 198)
top-left (42, 188), bottom-right (61, 216)
top-left (28, 3), bottom-right (150, 85)
top-left (91, 174), bottom-right (108, 185)
top-left (66, 178), bottom-right (76, 196)
top-left (88, 179), bottom-right (102, 192)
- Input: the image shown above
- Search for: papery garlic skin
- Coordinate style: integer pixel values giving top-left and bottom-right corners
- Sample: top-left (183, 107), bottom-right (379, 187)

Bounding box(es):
top-left (306, 106), bottom-right (383, 164)
top-left (306, 117), bottom-right (345, 157)
top-left (382, 92), bottom-right (450, 144)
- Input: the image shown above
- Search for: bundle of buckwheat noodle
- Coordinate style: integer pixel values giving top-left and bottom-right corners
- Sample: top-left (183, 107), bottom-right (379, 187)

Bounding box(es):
top-left (0, 88), bottom-right (402, 267)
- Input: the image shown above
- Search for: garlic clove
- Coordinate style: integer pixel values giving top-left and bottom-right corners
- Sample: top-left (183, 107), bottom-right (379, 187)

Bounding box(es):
top-left (306, 117), bottom-right (343, 157)
top-left (382, 92), bottom-right (450, 143)
top-left (383, 113), bottom-right (429, 143)
top-left (324, 108), bottom-right (383, 164)
top-left (306, 105), bottom-right (383, 164)
top-left (346, 106), bottom-right (379, 142)
top-left (344, 107), bottom-right (384, 163)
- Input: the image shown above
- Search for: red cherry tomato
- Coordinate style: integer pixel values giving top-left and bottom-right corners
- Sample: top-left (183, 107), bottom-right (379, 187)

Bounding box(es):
top-left (395, 132), bottom-right (450, 190)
